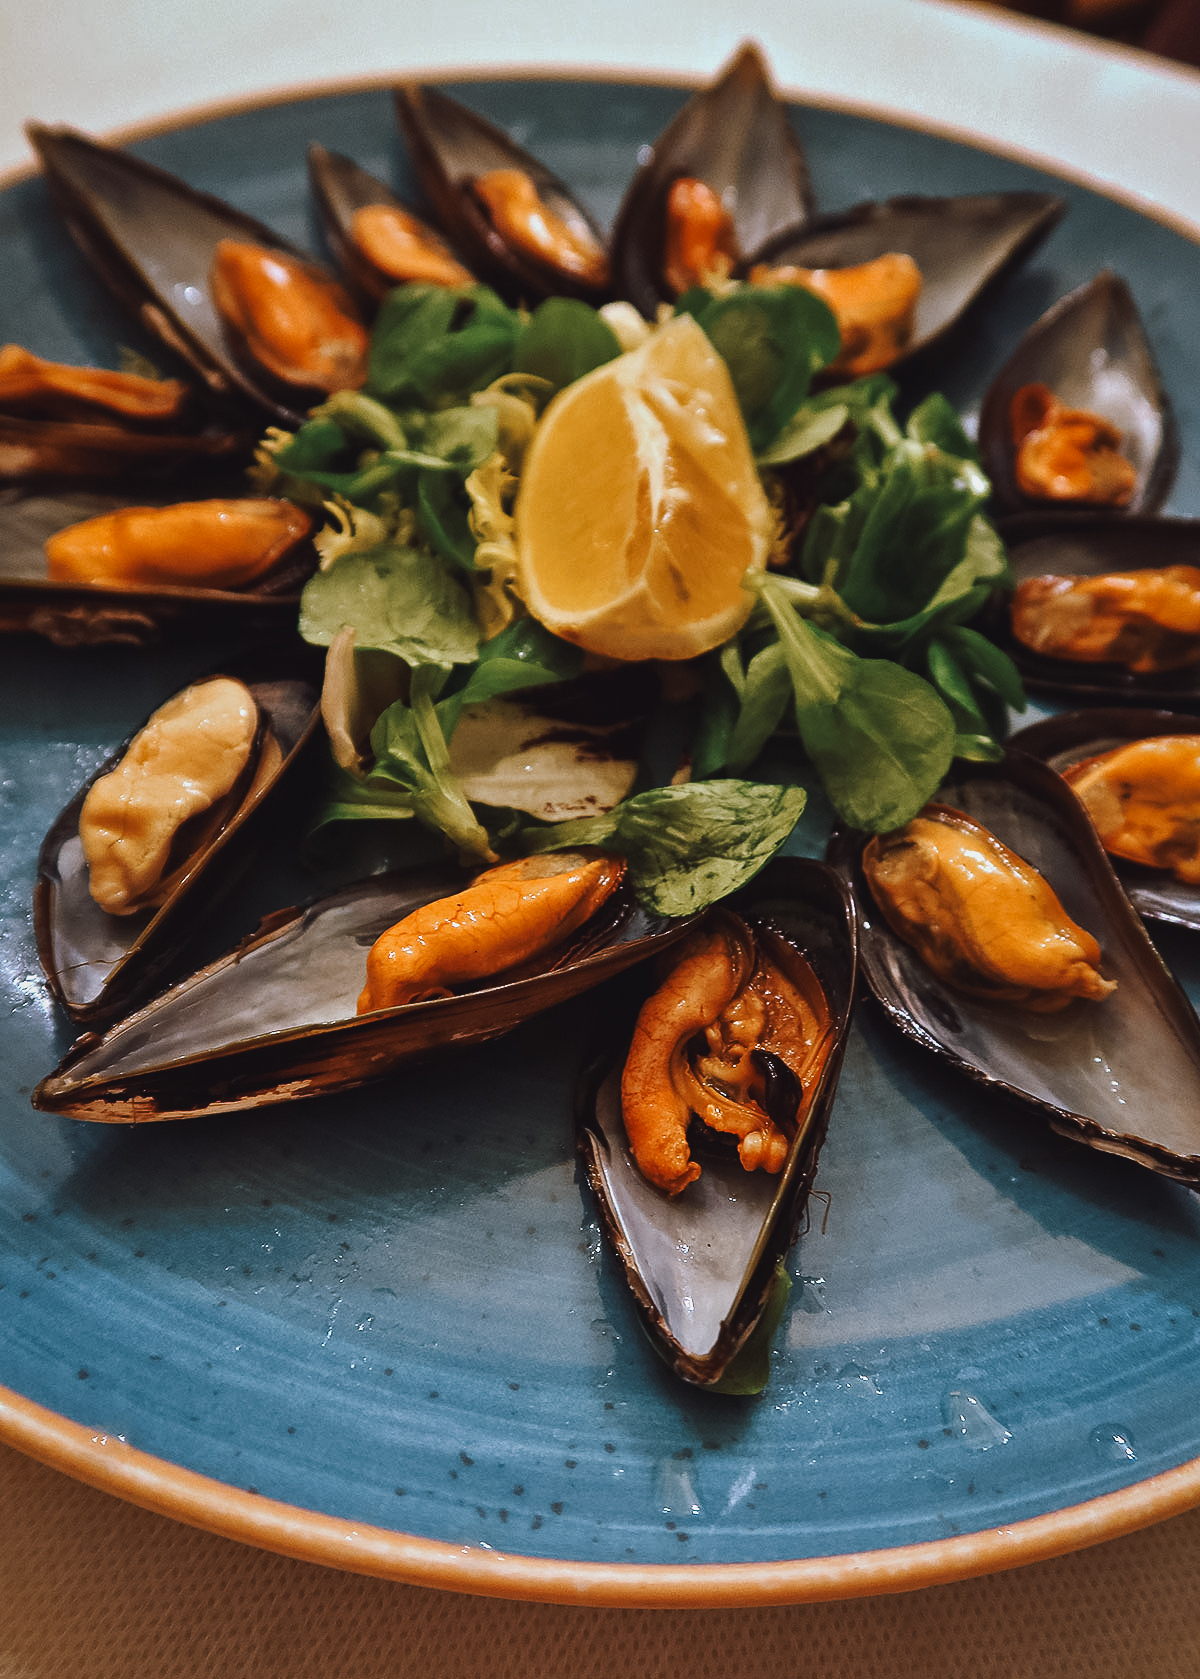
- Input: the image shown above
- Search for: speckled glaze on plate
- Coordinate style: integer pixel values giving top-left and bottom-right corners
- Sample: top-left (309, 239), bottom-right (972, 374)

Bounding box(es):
top-left (4, 72), bottom-right (1200, 1607)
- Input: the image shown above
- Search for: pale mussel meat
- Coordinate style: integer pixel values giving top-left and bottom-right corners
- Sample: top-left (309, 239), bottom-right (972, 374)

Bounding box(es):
top-left (996, 513), bottom-right (1200, 707)
top-left (829, 752), bottom-right (1200, 1184)
top-left (393, 83), bottom-right (609, 304)
top-left (0, 488), bottom-right (316, 647)
top-left (33, 851), bottom-right (695, 1123)
top-left (1013, 707), bottom-right (1200, 933)
top-left (307, 144), bottom-right (473, 308)
top-left (979, 271), bottom-right (1177, 518)
top-left (744, 191), bottom-right (1066, 380)
top-left (27, 124), bottom-right (369, 427)
top-left (577, 857), bottom-right (857, 1388)
top-left (35, 643), bottom-right (322, 1026)
top-left (607, 41), bottom-right (816, 319)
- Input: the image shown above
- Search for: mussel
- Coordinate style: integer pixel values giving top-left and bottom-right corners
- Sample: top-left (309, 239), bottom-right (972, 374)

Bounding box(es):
top-left (829, 752), bottom-right (1200, 1184)
top-left (743, 192), bottom-right (1066, 379)
top-left (577, 857), bottom-right (857, 1388)
top-left (607, 41), bottom-right (816, 318)
top-left (0, 488), bottom-right (317, 647)
top-left (34, 643), bottom-right (322, 1025)
top-left (393, 84), bottom-right (609, 304)
top-left (994, 512), bottom-right (1200, 707)
top-left (1013, 708), bottom-right (1200, 932)
top-left (979, 271), bottom-right (1177, 518)
top-left (33, 853), bottom-right (695, 1122)
top-left (27, 124), bottom-right (369, 426)
top-left (307, 144), bottom-right (474, 308)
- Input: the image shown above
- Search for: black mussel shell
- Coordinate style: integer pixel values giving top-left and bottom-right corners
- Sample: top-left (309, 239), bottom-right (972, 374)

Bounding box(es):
top-left (995, 512), bottom-right (1200, 708)
top-left (33, 862), bottom-right (695, 1123)
top-left (979, 271), bottom-right (1177, 518)
top-left (0, 413), bottom-right (250, 485)
top-left (829, 751), bottom-right (1200, 1184)
top-left (576, 858), bottom-right (858, 1388)
top-left (34, 643), bottom-right (323, 1026)
top-left (393, 83), bottom-right (609, 304)
top-left (26, 124), bottom-right (360, 427)
top-left (1012, 707), bottom-right (1200, 931)
top-left (745, 191), bottom-right (1065, 376)
top-left (307, 143), bottom-right (473, 308)
top-left (608, 41), bottom-right (816, 319)
top-left (0, 489), bottom-right (316, 648)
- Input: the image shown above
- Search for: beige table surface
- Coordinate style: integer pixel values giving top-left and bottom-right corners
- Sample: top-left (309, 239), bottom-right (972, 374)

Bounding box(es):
top-left (6, 1), bottom-right (1200, 1668)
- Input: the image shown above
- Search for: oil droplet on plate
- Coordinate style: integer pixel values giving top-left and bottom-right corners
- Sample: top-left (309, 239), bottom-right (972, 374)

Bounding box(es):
top-left (1089, 1424), bottom-right (1137, 1463)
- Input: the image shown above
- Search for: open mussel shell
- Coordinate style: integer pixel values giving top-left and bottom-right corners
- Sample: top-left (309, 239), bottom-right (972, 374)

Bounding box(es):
top-left (307, 143), bottom-right (472, 308)
top-left (1012, 707), bottom-right (1200, 931)
top-left (34, 644), bottom-right (323, 1027)
top-left (828, 751), bottom-right (1200, 1184)
top-left (0, 489), bottom-right (315, 648)
top-left (995, 512), bottom-right (1200, 708)
top-left (979, 271), bottom-right (1178, 518)
top-left (745, 191), bottom-right (1065, 376)
top-left (0, 412), bottom-right (249, 485)
top-left (393, 83), bottom-right (608, 304)
top-left (27, 124), bottom-right (355, 427)
top-left (33, 862), bottom-right (695, 1123)
top-left (607, 41), bottom-right (816, 319)
top-left (576, 858), bottom-right (858, 1389)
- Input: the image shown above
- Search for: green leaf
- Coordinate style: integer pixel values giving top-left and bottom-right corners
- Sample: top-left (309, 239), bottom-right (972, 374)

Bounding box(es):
top-left (513, 296), bottom-right (622, 395)
top-left (678, 285), bottom-right (841, 451)
top-left (368, 284), bottom-right (520, 409)
top-left (943, 624), bottom-right (1027, 711)
top-left (299, 540), bottom-right (479, 668)
top-left (520, 780), bottom-right (806, 915)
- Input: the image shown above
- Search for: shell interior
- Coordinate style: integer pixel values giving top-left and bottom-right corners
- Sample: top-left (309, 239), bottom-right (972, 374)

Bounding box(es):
top-left (979, 270), bottom-right (1178, 517)
top-left (834, 752), bottom-right (1200, 1182)
top-left (577, 858), bottom-right (858, 1386)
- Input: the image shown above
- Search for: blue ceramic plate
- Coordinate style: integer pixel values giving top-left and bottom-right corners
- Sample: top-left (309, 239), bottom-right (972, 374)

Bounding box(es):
top-left (4, 72), bottom-right (1200, 1606)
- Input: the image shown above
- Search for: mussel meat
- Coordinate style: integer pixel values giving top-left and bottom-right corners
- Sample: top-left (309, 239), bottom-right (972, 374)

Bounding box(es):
top-left (996, 513), bottom-right (1200, 707)
top-left (578, 857), bottom-right (857, 1388)
top-left (34, 644), bottom-right (322, 1025)
top-left (1008, 382), bottom-right (1137, 506)
top-left (979, 271), bottom-right (1177, 518)
top-left (608, 42), bottom-right (815, 317)
top-left (393, 84), bottom-right (609, 303)
top-left (27, 123), bottom-right (368, 426)
top-left (0, 346), bottom-right (189, 423)
top-left (830, 752), bottom-right (1200, 1184)
top-left (44, 496), bottom-right (314, 591)
top-left (1012, 707), bottom-right (1200, 932)
top-left (307, 144), bottom-right (473, 306)
top-left (33, 857), bottom-right (693, 1122)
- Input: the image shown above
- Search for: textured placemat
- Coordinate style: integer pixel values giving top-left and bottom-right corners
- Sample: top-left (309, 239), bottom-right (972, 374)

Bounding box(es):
top-left (3, 1438), bottom-right (1199, 1678)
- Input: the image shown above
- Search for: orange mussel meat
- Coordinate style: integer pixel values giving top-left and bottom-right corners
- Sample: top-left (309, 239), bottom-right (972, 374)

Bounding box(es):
top-left (471, 169), bottom-right (609, 288)
top-left (357, 851), bottom-right (625, 1014)
top-left (1064, 735), bottom-right (1200, 884)
top-left (348, 204), bottom-right (473, 287)
top-left (1011, 566), bottom-right (1200, 674)
top-left (620, 909), bottom-right (834, 1197)
top-left (662, 176), bottom-right (739, 294)
top-left (44, 498), bottom-right (313, 591)
top-left (862, 803), bottom-right (1116, 1014)
top-left (749, 252), bottom-right (923, 377)
top-left (210, 240), bottom-right (369, 393)
top-left (0, 345), bottom-right (189, 423)
top-left (1009, 382), bottom-right (1136, 506)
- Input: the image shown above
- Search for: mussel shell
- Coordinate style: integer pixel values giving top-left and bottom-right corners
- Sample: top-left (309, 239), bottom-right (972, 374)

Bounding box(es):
top-left (33, 864), bottom-right (695, 1123)
top-left (1012, 707), bottom-right (1200, 932)
top-left (307, 143), bottom-right (471, 308)
top-left (745, 191), bottom-right (1066, 376)
top-left (0, 489), bottom-right (315, 648)
top-left (576, 857), bottom-right (858, 1388)
top-left (34, 643), bottom-right (323, 1027)
top-left (979, 270), bottom-right (1178, 518)
top-left (828, 751), bottom-right (1200, 1184)
top-left (994, 511), bottom-right (1200, 707)
top-left (26, 124), bottom-right (350, 427)
top-left (393, 83), bottom-right (608, 304)
top-left (0, 413), bottom-right (249, 484)
top-left (608, 41), bottom-right (816, 319)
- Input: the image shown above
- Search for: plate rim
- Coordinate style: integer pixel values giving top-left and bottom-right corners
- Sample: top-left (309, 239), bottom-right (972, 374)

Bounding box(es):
top-left (6, 61), bottom-right (1200, 1605)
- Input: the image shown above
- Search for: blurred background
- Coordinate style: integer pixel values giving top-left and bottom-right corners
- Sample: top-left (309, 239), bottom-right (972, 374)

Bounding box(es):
top-left (980, 0), bottom-right (1200, 61)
